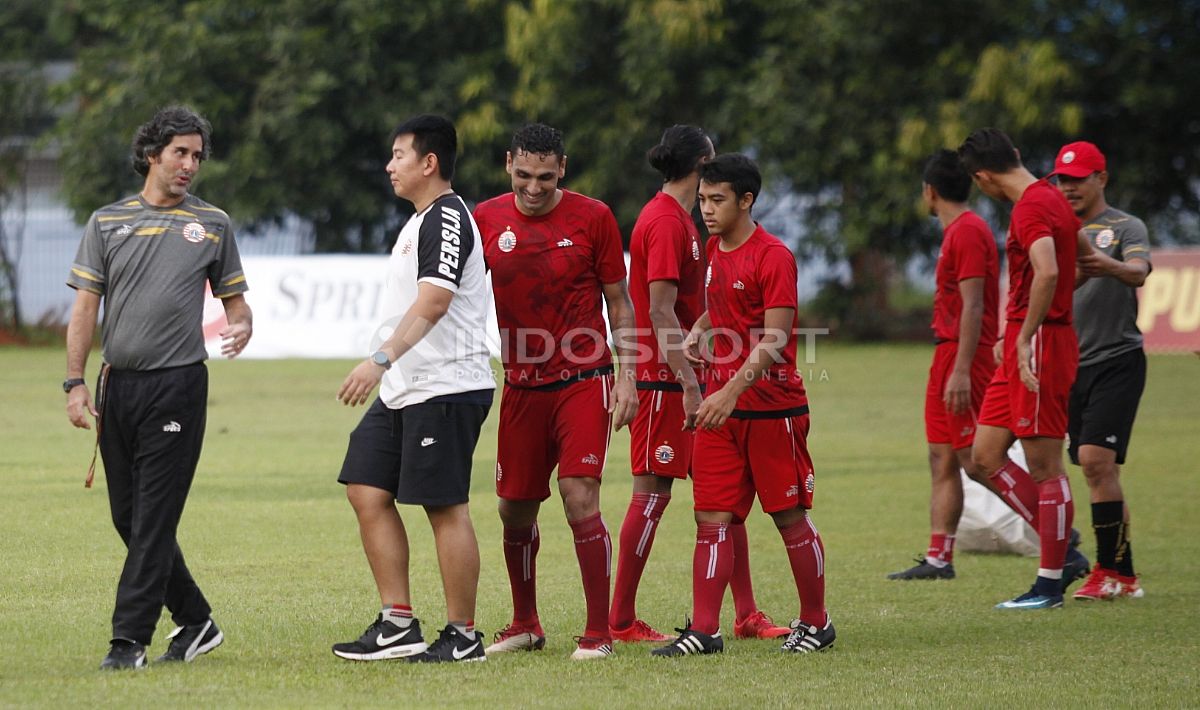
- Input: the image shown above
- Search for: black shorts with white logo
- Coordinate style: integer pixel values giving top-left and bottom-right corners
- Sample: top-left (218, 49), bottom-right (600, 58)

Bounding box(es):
top-left (1068, 348), bottom-right (1146, 466)
top-left (338, 393), bottom-right (491, 505)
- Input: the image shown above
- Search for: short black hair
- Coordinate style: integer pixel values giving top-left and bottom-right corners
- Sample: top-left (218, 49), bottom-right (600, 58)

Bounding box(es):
top-left (700, 153), bottom-right (761, 206)
top-left (511, 122), bottom-right (564, 160)
top-left (957, 127), bottom-right (1021, 175)
top-left (391, 114), bottom-right (457, 180)
top-left (923, 149), bottom-right (972, 202)
top-left (131, 106), bottom-right (211, 176)
top-left (647, 125), bottom-right (712, 182)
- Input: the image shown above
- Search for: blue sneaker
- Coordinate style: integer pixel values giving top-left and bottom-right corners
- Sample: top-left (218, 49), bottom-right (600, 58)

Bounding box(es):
top-left (995, 586), bottom-right (1064, 610)
top-left (1061, 547), bottom-right (1090, 593)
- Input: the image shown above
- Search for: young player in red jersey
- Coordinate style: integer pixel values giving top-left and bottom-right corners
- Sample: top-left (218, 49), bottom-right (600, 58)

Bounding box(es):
top-left (473, 123), bottom-right (638, 660)
top-left (611, 126), bottom-right (789, 643)
top-left (653, 154), bottom-right (833, 657)
top-left (888, 150), bottom-right (1000, 581)
top-left (957, 128), bottom-right (1090, 609)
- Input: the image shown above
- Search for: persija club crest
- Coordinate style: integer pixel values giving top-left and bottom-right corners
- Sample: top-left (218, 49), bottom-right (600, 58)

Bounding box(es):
top-left (182, 222), bottom-right (207, 243)
top-left (655, 444), bottom-right (675, 464)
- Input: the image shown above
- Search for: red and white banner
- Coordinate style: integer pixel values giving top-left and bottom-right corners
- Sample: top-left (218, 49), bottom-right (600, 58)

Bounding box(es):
top-left (1137, 249), bottom-right (1200, 354)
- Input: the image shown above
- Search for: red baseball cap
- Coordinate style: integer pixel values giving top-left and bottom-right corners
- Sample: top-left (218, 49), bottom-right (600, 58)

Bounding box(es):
top-left (1048, 141), bottom-right (1106, 178)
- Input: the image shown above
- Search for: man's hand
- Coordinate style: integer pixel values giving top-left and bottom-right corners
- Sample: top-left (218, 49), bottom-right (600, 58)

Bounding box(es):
top-left (695, 384), bottom-right (738, 430)
top-left (683, 327), bottom-right (707, 367)
top-left (220, 320), bottom-right (253, 359)
top-left (943, 368), bottom-right (971, 415)
top-left (682, 383), bottom-right (702, 431)
top-left (609, 376), bottom-right (638, 431)
top-left (66, 384), bottom-right (98, 429)
top-left (337, 360), bottom-right (385, 406)
top-left (992, 338), bottom-right (1004, 366)
top-left (1016, 336), bottom-right (1038, 392)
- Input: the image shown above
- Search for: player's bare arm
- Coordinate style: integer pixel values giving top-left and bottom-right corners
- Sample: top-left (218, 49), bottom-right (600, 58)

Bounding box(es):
top-left (65, 288), bottom-right (101, 429)
top-left (647, 279), bottom-right (702, 429)
top-left (1017, 236), bottom-right (1059, 392)
top-left (218, 294), bottom-right (253, 359)
top-left (945, 276), bottom-right (983, 415)
top-left (695, 306), bottom-right (794, 430)
top-left (683, 310), bottom-right (712, 367)
top-left (602, 279), bottom-right (639, 430)
top-left (337, 282), bottom-right (454, 406)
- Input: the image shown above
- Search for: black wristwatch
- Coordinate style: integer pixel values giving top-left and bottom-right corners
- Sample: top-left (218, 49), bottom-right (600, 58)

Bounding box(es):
top-left (370, 351), bottom-right (392, 369)
top-left (63, 378), bottom-right (87, 393)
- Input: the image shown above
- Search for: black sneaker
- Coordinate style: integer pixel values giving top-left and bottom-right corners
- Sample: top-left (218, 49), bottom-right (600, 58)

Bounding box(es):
top-left (100, 639), bottom-right (147, 670)
top-left (650, 621), bottom-right (723, 658)
top-left (1061, 546), bottom-right (1090, 594)
top-left (332, 615), bottom-right (427, 660)
top-left (156, 618), bottom-right (224, 663)
top-left (407, 624), bottom-right (486, 663)
top-left (887, 558), bottom-right (955, 580)
top-left (781, 616), bottom-right (836, 653)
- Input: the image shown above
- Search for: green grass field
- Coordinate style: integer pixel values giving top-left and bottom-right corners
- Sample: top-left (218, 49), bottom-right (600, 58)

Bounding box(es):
top-left (1, 344), bottom-right (1197, 708)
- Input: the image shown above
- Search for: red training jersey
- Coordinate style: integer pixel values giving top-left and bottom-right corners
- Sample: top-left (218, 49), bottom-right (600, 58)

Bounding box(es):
top-left (703, 224), bottom-right (807, 413)
top-left (474, 189), bottom-right (627, 386)
top-left (628, 192), bottom-right (706, 383)
top-left (1005, 180), bottom-right (1080, 325)
top-left (931, 210), bottom-right (1000, 346)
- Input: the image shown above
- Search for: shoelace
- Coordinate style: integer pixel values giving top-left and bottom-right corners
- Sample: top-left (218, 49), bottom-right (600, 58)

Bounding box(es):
top-left (493, 624), bottom-right (529, 642)
top-left (426, 627), bottom-right (457, 655)
top-left (781, 624), bottom-right (815, 651)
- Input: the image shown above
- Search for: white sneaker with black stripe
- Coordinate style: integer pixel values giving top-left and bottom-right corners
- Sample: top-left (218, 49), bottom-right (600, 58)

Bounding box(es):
top-left (781, 616), bottom-right (835, 653)
top-left (156, 618), bottom-right (224, 663)
top-left (650, 621), bottom-right (723, 657)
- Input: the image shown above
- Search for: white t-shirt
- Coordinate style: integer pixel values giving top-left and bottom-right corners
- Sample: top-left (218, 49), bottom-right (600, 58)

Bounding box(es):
top-left (379, 193), bottom-right (495, 408)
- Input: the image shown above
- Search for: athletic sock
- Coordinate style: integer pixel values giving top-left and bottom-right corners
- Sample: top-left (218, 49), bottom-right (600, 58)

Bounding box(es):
top-left (1034, 575), bottom-right (1062, 597)
top-left (779, 517), bottom-right (827, 628)
top-left (1036, 475), bottom-right (1074, 575)
top-left (569, 512), bottom-right (612, 640)
top-left (450, 620), bottom-right (476, 640)
top-left (382, 604), bottom-right (413, 628)
top-left (502, 524), bottom-right (540, 626)
top-left (610, 491), bottom-right (670, 629)
top-left (691, 522), bottom-right (732, 635)
top-left (925, 533), bottom-right (955, 567)
top-left (1118, 537), bottom-right (1136, 578)
top-left (729, 521), bottom-right (760, 622)
top-left (989, 459), bottom-right (1040, 526)
top-left (1091, 501), bottom-right (1124, 571)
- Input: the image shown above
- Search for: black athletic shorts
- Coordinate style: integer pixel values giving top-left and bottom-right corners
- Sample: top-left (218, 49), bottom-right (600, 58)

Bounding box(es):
top-left (1068, 348), bottom-right (1146, 466)
top-left (338, 394), bottom-right (491, 506)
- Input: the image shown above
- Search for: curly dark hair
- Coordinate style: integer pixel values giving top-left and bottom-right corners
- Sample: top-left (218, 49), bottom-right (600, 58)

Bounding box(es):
top-left (510, 122), bottom-right (564, 159)
top-left (131, 106), bottom-right (212, 176)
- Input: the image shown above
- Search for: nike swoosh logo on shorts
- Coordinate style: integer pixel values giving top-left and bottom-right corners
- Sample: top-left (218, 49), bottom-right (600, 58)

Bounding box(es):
top-left (452, 642), bottom-right (481, 659)
top-left (376, 629), bottom-right (411, 646)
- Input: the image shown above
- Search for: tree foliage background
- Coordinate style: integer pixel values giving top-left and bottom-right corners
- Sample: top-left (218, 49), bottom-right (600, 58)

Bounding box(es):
top-left (5, 0), bottom-right (1199, 335)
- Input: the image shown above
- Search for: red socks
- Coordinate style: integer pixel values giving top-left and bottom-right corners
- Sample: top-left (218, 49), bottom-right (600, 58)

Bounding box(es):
top-left (1037, 475), bottom-right (1075, 572)
top-left (729, 521), bottom-right (760, 621)
top-left (989, 459), bottom-right (1039, 526)
top-left (502, 524), bottom-right (540, 625)
top-left (779, 517), bottom-right (827, 628)
top-left (569, 513), bottom-right (612, 639)
top-left (691, 522), bottom-right (732, 635)
top-left (610, 492), bottom-right (671, 629)
top-left (926, 533), bottom-right (955, 565)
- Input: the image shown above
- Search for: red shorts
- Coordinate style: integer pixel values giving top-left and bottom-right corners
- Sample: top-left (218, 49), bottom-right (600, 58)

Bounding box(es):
top-left (692, 413), bottom-right (815, 520)
top-left (628, 386), bottom-right (693, 479)
top-left (978, 322), bottom-right (1078, 439)
top-left (495, 374), bottom-right (613, 501)
top-left (924, 341), bottom-right (997, 449)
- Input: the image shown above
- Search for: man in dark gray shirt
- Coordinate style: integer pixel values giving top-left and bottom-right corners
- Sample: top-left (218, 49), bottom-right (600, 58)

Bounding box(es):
top-left (1050, 141), bottom-right (1150, 602)
top-left (65, 106), bottom-right (252, 669)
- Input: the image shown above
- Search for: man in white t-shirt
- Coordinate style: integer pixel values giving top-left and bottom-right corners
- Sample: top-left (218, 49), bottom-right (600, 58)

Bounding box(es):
top-left (331, 114), bottom-right (494, 664)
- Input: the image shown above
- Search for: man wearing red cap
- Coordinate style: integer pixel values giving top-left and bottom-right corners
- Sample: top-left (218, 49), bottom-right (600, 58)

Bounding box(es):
top-left (1050, 141), bottom-right (1151, 601)
top-left (956, 128), bottom-right (1091, 610)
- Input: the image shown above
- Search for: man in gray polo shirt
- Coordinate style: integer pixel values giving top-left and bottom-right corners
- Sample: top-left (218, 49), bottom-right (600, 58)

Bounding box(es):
top-left (64, 106), bottom-right (252, 669)
top-left (1050, 141), bottom-right (1151, 601)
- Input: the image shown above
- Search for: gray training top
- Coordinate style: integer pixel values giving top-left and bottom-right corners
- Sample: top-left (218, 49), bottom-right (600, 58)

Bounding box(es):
top-left (67, 193), bottom-right (249, 371)
top-left (1073, 206), bottom-right (1151, 368)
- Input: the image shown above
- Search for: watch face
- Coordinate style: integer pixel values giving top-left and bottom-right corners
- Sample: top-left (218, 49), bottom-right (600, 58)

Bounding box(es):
top-left (372, 352), bottom-right (390, 367)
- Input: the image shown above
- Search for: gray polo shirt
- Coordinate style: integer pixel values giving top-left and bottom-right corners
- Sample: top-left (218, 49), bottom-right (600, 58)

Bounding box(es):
top-left (67, 194), bottom-right (249, 371)
top-left (1073, 207), bottom-right (1151, 368)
